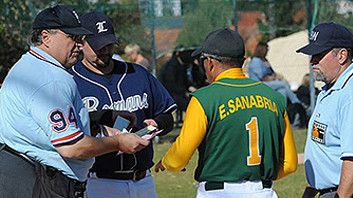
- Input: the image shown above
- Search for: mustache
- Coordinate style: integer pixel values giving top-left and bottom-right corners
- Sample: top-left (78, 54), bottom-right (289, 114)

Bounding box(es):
top-left (70, 46), bottom-right (80, 55)
top-left (312, 65), bottom-right (321, 70)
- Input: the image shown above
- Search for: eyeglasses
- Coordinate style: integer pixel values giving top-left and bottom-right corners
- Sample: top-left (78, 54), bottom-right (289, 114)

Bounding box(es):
top-left (56, 30), bottom-right (86, 43)
top-left (67, 34), bottom-right (86, 43)
top-left (199, 54), bottom-right (222, 64)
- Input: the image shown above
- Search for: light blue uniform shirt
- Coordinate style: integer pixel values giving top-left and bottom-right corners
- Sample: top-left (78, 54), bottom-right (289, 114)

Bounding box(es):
top-left (0, 47), bottom-right (94, 182)
top-left (248, 57), bottom-right (274, 81)
top-left (304, 63), bottom-right (353, 190)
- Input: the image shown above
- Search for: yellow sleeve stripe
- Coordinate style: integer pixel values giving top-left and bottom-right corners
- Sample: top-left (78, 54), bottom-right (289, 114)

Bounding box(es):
top-left (161, 96), bottom-right (208, 172)
top-left (276, 110), bottom-right (298, 180)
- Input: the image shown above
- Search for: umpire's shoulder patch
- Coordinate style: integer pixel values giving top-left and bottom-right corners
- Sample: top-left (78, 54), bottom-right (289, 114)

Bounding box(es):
top-left (311, 120), bottom-right (327, 144)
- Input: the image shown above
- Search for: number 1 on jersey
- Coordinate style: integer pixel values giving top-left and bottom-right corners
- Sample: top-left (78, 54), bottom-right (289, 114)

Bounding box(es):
top-left (245, 117), bottom-right (261, 166)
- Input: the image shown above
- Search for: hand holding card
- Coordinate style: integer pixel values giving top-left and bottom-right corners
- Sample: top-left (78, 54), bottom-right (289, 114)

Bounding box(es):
top-left (116, 126), bottom-right (163, 155)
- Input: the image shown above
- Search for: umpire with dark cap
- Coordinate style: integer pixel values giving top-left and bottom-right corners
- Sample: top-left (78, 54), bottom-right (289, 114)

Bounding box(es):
top-left (155, 28), bottom-right (297, 197)
top-left (0, 5), bottom-right (149, 198)
top-left (298, 22), bottom-right (353, 198)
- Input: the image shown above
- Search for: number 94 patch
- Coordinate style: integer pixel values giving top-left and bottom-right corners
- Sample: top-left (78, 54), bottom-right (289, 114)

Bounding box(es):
top-left (48, 106), bottom-right (78, 133)
top-left (311, 121), bottom-right (327, 144)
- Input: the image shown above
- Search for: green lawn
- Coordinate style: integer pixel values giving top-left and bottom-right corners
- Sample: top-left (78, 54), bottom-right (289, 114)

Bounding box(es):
top-left (293, 128), bottom-right (307, 153)
top-left (152, 128), bottom-right (308, 198)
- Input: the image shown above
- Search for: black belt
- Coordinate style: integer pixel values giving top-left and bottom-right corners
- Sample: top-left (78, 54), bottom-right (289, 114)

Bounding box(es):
top-left (44, 166), bottom-right (86, 189)
top-left (0, 143), bottom-right (86, 190)
top-left (0, 143), bottom-right (35, 165)
top-left (204, 180), bottom-right (272, 191)
top-left (91, 170), bottom-right (147, 181)
top-left (318, 186), bottom-right (338, 196)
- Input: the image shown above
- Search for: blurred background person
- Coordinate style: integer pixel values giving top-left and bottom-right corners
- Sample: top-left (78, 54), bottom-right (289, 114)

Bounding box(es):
top-left (296, 73), bottom-right (319, 118)
top-left (249, 42), bottom-right (307, 128)
top-left (125, 43), bottom-right (151, 72)
top-left (190, 55), bottom-right (208, 89)
top-left (248, 42), bottom-right (275, 81)
top-left (159, 47), bottom-right (196, 127)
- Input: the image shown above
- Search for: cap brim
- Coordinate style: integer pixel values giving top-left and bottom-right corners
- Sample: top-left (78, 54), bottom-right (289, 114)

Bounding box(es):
top-left (296, 43), bottom-right (331, 55)
top-left (86, 34), bottom-right (119, 51)
top-left (191, 48), bottom-right (202, 57)
top-left (61, 27), bottom-right (92, 35)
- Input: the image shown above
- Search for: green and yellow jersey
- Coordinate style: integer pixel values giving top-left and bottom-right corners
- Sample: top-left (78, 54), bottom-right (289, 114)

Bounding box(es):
top-left (161, 68), bottom-right (297, 182)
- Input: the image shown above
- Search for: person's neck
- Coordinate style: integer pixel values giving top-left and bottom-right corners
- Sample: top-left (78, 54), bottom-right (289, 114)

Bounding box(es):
top-left (328, 62), bottom-right (351, 84)
top-left (325, 61), bottom-right (352, 88)
top-left (135, 54), bottom-right (144, 64)
top-left (37, 45), bottom-right (66, 67)
top-left (82, 59), bottom-right (114, 75)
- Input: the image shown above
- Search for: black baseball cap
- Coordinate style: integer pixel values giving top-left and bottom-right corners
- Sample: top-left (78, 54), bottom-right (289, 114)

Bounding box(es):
top-left (80, 12), bottom-right (119, 51)
top-left (296, 22), bottom-right (353, 55)
top-left (32, 5), bottom-right (91, 35)
top-left (191, 28), bottom-right (245, 58)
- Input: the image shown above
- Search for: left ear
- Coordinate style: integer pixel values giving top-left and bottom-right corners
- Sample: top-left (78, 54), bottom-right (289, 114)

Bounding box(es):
top-left (338, 49), bottom-right (348, 65)
top-left (40, 30), bottom-right (52, 49)
top-left (208, 57), bottom-right (216, 72)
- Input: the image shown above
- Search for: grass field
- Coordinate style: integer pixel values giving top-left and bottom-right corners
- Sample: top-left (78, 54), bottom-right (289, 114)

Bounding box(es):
top-left (151, 128), bottom-right (308, 198)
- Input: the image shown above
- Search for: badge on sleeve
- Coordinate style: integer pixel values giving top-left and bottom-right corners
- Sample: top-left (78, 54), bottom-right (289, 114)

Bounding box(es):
top-left (311, 121), bottom-right (327, 144)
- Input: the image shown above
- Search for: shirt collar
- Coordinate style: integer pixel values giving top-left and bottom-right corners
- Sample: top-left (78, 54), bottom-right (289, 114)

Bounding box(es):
top-left (29, 46), bottom-right (65, 70)
top-left (322, 63), bottom-right (353, 91)
top-left (214, 68), bottom-right (246, 81)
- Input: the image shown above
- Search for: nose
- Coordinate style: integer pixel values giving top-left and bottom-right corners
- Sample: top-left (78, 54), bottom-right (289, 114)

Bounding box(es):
top-left (75, 42), bottom-right (84, 50)
top-left (310, 55), bottom-right (318, 65)
top-left (99, 46), bottom-right (109, 53)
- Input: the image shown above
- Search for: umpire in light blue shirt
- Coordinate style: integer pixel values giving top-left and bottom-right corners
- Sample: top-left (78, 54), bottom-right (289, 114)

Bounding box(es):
top-left (0, 5), bottom-right (149, 198)
top-left (297, 22), bottom-right (353, 198)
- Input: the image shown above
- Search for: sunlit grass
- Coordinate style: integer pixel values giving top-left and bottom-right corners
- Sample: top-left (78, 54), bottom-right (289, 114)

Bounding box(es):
top-left (152, 128), bottom-right (308, 198)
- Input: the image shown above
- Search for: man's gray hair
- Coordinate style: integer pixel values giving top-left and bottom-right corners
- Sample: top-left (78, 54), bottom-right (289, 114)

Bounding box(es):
top-left (125, 44), bottom-right (141, 54)
top-left (332, 47), bottom-right (353, 60)
top-left (206, 53), bottom-right (245, 68)
top-left (27, 29), bottom-right (58, 46)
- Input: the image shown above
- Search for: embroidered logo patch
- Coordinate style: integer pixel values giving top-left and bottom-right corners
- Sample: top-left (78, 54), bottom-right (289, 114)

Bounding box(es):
top-left (311, 121), bottom-right (327, 144)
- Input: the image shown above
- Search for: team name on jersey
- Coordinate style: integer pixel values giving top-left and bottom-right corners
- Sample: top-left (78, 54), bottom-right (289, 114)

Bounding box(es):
top-left (218, 94), bottom-right (278, 120)
top-left (82, 93), bottom-right (149, 112)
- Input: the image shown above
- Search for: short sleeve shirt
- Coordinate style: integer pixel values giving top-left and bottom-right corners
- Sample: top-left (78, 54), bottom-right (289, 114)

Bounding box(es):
top-left (248, 57), bottom-right (274, 81)
top-left (304, 64), bottom-right (353, 189)
top-left (69, 60), bottom-right (177, 171)
top-left (0, 47), bottom-right (94, 182)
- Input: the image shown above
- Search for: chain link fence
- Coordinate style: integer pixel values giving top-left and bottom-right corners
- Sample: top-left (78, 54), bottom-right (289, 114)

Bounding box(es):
top-left (1, 0), bottom-right (353, 82)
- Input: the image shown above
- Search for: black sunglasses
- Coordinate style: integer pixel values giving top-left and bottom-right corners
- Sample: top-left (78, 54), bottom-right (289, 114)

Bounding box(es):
top-left (56, 30), bottom-right (86, 43)
top-left (311, 48), bottom-right (332, 64)
top-left (67, 34), bottom-right (86, 43)
top-left (199, 54), bottom-right (222, 64)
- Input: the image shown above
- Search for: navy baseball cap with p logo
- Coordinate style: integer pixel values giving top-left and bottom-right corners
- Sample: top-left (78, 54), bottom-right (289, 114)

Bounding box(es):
top-left (80, 12), bottom-right (118, 51)
top-left (296, 22), bottom-right (353, 55)
top-left (191, 28), bottom-right (245, 58)
top-left (32, 5), bottom-right (91, 35)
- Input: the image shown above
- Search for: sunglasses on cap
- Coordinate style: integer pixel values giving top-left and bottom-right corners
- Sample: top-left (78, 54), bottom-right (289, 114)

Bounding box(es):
top-left (199, 54), bottom-right (222, 64)
top-left (199, 54), bottom-right (222, 69)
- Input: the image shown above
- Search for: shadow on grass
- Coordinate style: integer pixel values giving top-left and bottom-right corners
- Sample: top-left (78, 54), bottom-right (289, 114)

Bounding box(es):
top-left (152, 128), bottom-right (308, 198)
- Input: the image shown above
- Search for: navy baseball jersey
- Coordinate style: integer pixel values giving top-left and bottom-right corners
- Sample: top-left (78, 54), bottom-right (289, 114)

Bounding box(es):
top-left (69, 60), bottom-right (177, 171)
